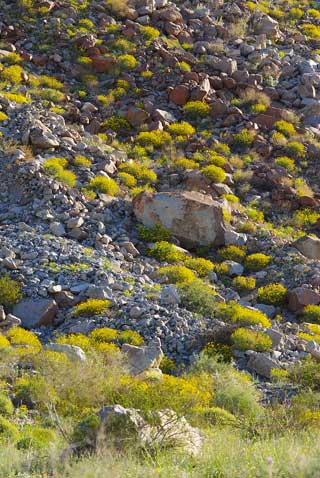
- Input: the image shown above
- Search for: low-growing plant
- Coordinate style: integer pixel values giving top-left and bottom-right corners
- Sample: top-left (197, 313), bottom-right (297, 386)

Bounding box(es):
top-left (118, 172), bottom-right (136, 187)
top-left (137, 224), bottom-right (172, 243)
top-left (73, 299), bottom-right (111, 317)
top-left (7, 327), bottom-right (42, 354)
top-left (118, 54), bottom-right (137, 70)
top-left (148, 241), bottom-right (186, 263)
top-left (158, 265), bottom-right (196, 284)
top-left (257, 283), bottom-right (287, 306)
top-left (286, 141), bottom-right (306, 158)
top-left (88, 176), bottom-right (119, 196)
top-left (73, 155), bottom-right (91, 168)
top-left (167, 122), bottom-right (195, 136)
top-left (183, 101), bottom-right (210, 120)
top-left (232, 129), bottom-right (255, 149)
top-left (0, 274), bottom-right (22, 307)
top-left (231, 328), bottom-right (272, 352)
top-left (117, 330), bottom-right (144, 346)
top-left (244, 253), bottom-right (271, 271)
top-left (275, 156), bottom-right (295, 173)
top-left (232, 276), bottom-right (256, 294)
top-left (184, 257), bottom-right (215, 277)
top-left (219, 246), bottom-right (246, 263)
top-left (217, 302), bottom-right (271, 327)
top-left (202, 165), bottom-right (226, 183)
top-left (135, 131), bottom-right (172, 148)
top-left (274, 120), bottom-right (296, 137)
top-left (301, 305), bottom-right (320, 324)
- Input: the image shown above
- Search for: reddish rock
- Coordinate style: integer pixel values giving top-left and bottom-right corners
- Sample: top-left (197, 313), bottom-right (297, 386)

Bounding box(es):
top-left (125, 106), bottom-right (150, 127)
top-left (298, 196), bottom-right (319, 207)
top-left (87, 47), bottom-right (101, 57)
top-left (169, 85), bottom-right (190, 105)
top-left (32, 54), bottom-right (48, 66)
top-left (92, 56), bottom-right (116, 73)
top-left (287, 287), bottom-right (320, 312)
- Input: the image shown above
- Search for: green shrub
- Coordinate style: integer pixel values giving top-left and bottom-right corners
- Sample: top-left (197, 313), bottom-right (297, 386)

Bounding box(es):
top-left (73, 155), bottom-right (92, 168)
top-left (289, 7), bottom-right (304, 18)
top-left (117, 330), bottom-right (144, 346)
top-left (232, 276), bottom-right (256, 294)
top-left (89, 328), bottom-right (119, 344)
top-left (167, 122), bottom-right (195, 136)
top-left (17, 426), bottom-right (56, 450)
top-left (73, 299), bottom-right (111, 317)
top-left (202, 165), bottom-right (226, 183)
top-left (183, 101), bottom-right (210, 120)
top-left (0, 394), bottom-right (14, 416)
top-left (148, 241), bottom-right (186, 263)
top-left (160, 356), bottom-right (176, 374)
top-left (137, 224), bottom-right (172, 243)
top-left (103, 116), bottom-right (131, 132)
top-left (118, 54), bottom-right (137, 70)
top-left (7, 328), bottom-right (42, 354)
top-left (0, 336), bottom-right (10, 349)
top-left (285, 141), bottom-right (306, 158)
top-left (244, 253), bottom-right (271, 271)
top-left (55, 334), bottom-right (91, 351)
top-left (274, 120), bottom-right (296, 137)
top-left (135, 131), bottom-right (172, 148)
top-left (0, 274), bottom-right (22, 307)
top-left (0, 112), bottom-right (8, 122)
top-left (175, 158), bottom-right (199, 170)
top-left (257, 283), bottom-right (287, 305)
top-left (139, 25), bottom-right (160, 42)
top-left (0, 416), bottom-right (19, 441)
top-left (217, 302), bottom-right (271, 327)
top-left (250, 103), bottom-right (266, 114)
top-left (184, 257), bottom-right (215, 277)
top-left (293, 209), bottom-right (320, 228)
top-left (118, 172), bottom-right (136, 187)
top-left (43, 158), bottom-right (76, 187)
top-left (232, 129), bottom-right (255, 148)
top-left (176, 61), bottom-right (191, 72)
top-left (219, 245), bottom-right (246, 263)
top-left (53, 169), bottom-right (77, 187)
top-left (301, 305), bottom-right (320, 324)
top-left (0, 65), bottom-right (24, 84)
top-left (178, 279), bottom-right (216, 317)
top-left (202, 342), bottom-right (233, 362)
top-left (231, 328), bottom-right (272, 352)
top-left (288, 357), bottom-right (320, 390)
top-left (275, 156), bottom-right (295, 173)
top-left (88, 176), bottom-right (119, 196)
top-left (158, 265), bottom-right (196, 284)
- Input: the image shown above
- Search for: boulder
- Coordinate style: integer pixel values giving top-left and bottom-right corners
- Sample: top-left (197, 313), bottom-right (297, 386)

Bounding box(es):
top-left (29, 127), bottom-right (59, 149)
top-left (294, 235), bottom-right (320, 260)
top-left (133, 190), bottom-right (227, 247)
top-left (287, 287), bottom-right (320, 312)
top-left (122, 338), bottom-right (164, 375)
top-left (13, 299), bottom-right (58, 329)
top-left (76, 404), bottom-right (202, 455)
top-left (92, 56), bottom-right (116, 73)
top-left (46, 343), bottom-right (87, 362)
top-left (169, 85), bottom-right (190, 105)
top-left (247, 352), bottom-right (280, 378)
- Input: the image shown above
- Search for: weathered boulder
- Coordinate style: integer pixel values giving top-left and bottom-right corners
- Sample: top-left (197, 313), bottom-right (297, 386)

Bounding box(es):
top-left (46, 343), bottom-right (86, 362)
top-left (76, 404), bottom-right (202, 455)
top-left (294, 235), bottom-right (320, 260)
top-left (122, 338), bottom-right (163, 375)
top-left (29, 127), bottom-right (59, 149)
top-left (287, 287), bottom-right (320, 312)
top-left (13, 299), bottom-right (58, 329)
top-left (133, 191), bottom-right (227, 247)
top-left (247, 352), bottom-right (281, 378)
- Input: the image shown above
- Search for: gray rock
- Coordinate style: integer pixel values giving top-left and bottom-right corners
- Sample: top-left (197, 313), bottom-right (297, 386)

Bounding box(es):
top-left (50, 222), bottom-right (66, 237)
top-left (87, 285), bottom-right (113, 300)
top-left (13, 298), bottom-right (58, 329)
top-left (46, 343), bottom-right (87, 362)
top-left (247, 352), bottom-right (281, 378)
top-left (122, 338), bottom-right (164, 375)
top-left (161, 285), bottom-right (181, 305)
top-left (294, 235), bottom-right (320, 260)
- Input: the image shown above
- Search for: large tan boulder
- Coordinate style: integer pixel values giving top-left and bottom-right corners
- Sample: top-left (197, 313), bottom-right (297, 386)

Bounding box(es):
top-left (122, 338), bottom-right (164, 375)
top-left (133, 191), bottom-right (227, 247)
top-left (294, 235), bottom-right (320, 260)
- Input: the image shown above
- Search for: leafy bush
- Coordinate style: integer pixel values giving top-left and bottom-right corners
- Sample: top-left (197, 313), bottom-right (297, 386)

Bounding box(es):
top-left (0, 274), bottom-right (22, 307)
top-left (250, 103), bottom-right (266, 114)
top-left (274, 120), bottom-right (296, 137)
top-left (202, 342), bottom-right (233, 362)
top-left (232, 276), bottom-right (256, 293)
top-left (293, 209), bottom-right (320, 228)
top-left (197, 406), bottom-right (238, 426)
top-left (217, 302), bottom-right (271, 327)
top-left (219, 246), bottom-right (246, 263)
top-left (301, 305), bottom-right (320, 324)
top-left (56, 334), bottom-right (91, 351)
top-left (73, 299), bottom-right (111, 317)
top-left (137, 224), bottom-right (172, 243)
top-left (232, 129), bottom-right (255, 148)
top-left (178, 279), bottom-right (216, 317)
top-left (0, 336), bottom-right (10, 349)
top-left (302, 24), bottom-right (320, 39)
top-left (118, 172), bottom-right (136, 187)
top-left (286, 141), bottom-right (306, 158)
top-left (148, 241), bottom-right (186, 263)
top-left (168, 122), bottom-right (195, 136)
top-left (202, 165), bottom-right (226, 183)
top-left (7, 328), bottom-right (42, 354)
top-left (184, 257), bottom-right (215, 277)
top-left (257, 283), bottom-right (287, 305)
top-left (118, 54), bottom-right (137, 70)
top-left (73, 155), bottom-right (91, 168)
top-left (88, 176), bottom-right (119, 196)
top-left (0, 65), bottom-right (24, 84)
top-left (158, 265), bottom-right (196, 284)
top-left (231, 328), bottom-right (272, 352)
top-left (183, 101), bottom-right (210, 119)
top-left (117, 330), bottom-right (144, 346)
top-left (289, 7), bottom-right (304, 19)
top-left (0, 416), bottom-right (19, 441)
top-left (43, 158), bottom-right (76, 187)
top-left (244, 253), bottom-right (271, 271)
top-left (119, 162), bottom-right (157, 184)
top-left (0, 394), bottom-right (14, 416)
top-left (139, 25), bottom-right (160, 42)
top-left (17, 426), bottom-right (56, 450)
top-left (175, 158), bottom-right (199, 170)
top-left (288, 357), bottom-right (320, 390)
top-left (275, 156), bottom-right (295, 173)
top-left (0, 112), bottom-right (8, 122)
top-left (89, 328), bottom-right (118, 344)
top-left (135, 131), bottom-right (172, 148)
top-left (160, 356), bottom-right (176, 374)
